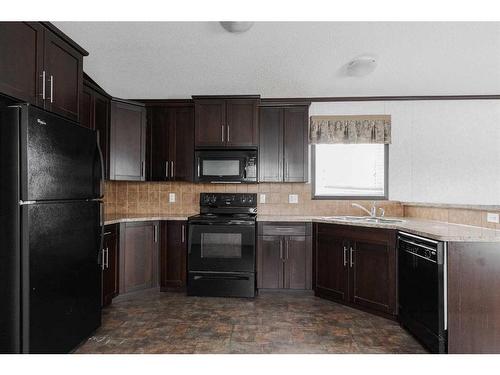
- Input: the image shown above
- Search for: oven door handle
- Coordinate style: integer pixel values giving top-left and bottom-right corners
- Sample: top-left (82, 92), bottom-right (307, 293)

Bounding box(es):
top-left (193, 275), bottom-right (250, 281)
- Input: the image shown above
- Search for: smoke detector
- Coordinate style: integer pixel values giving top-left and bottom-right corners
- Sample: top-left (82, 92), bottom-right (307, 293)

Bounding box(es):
top-left (346, 55), bottom-right (378, 77)
top-left (220, 22), bottom-right (254, 33)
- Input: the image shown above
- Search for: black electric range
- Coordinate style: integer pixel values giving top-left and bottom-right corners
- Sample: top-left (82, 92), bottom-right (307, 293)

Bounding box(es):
top-left (187, 193), bottom-right (257, 298)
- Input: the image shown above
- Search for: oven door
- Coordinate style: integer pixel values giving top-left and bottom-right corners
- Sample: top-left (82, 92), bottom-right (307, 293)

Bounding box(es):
top-left (188, 222), bottom-right (255, 272)
top-left (195, 150), bottom-right (256, 183)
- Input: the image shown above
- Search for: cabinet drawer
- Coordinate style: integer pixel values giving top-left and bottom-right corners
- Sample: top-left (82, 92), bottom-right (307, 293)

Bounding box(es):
top-left (258, 222), bottom-right (311, 236)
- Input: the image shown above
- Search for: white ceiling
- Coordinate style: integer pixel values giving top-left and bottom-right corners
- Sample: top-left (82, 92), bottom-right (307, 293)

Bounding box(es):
top-left (54, 22), bottom-right (500, 99)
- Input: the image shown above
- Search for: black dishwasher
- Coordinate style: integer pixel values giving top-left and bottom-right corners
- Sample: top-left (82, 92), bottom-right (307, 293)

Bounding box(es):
top-left (398, 231), bottom-right (447, 353)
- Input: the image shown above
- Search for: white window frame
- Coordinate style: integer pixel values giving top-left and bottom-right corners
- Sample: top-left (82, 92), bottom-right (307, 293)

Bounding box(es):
top-left (311, 144), bottom-right (389, 200)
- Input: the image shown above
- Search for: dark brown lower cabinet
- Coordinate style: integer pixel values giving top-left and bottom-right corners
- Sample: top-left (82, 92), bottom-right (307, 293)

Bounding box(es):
top-left (314, 223), bottom-right (397, 317)
top-left (102, 224), bottom-right (119, 307)
top-left (448, 242), bottom-right (500, 353)
top-left (257, 222), bottom-right (312, 290)
top-left (119, 221), bottom-right (159, 294)
top-left (160, 220), bottom-right (187, 291)
top-left (315, 229), bottom-right (348, 301)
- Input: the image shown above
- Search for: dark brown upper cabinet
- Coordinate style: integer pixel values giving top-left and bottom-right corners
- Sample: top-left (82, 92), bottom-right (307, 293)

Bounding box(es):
top-left (109, 99), bottom-right (147, 181)
top-left (314, 223), bottom-right (397, 317)
top-left (0, 22), bottom-right (44, 106)
top-left (146, 102), bottom-right (194, 182)
top-left (193, 96), bottom-right (260, 148)
top-left (259, 104), bottom-right (310, 183)
top-left (0, 22), bottom-right (87, 122)
top-left (81, 75), bottom-right (111, 179)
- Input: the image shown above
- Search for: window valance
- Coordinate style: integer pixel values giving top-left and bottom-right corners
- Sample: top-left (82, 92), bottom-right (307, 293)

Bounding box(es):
top-left (309, 115), bottom-right (391, 144)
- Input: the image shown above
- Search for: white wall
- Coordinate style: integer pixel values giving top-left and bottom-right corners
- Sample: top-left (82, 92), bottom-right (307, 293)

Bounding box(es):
top-left (310, 100), bottom-right (500, 206)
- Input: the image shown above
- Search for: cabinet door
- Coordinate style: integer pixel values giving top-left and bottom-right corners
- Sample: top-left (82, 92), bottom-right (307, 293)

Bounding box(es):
top-left (315, 228), bottom-right (348, 301)
top-left (148, 107), bottom-right (170, 181)
top-left (102, 225), bottom-right (119, 307)
top-left (43, 30), bottom-right (83, 121)
top-left (80, 85), bottom-right (93, 129)
top-left (0, 22), bottom-right (44, 105)
top-left (257, 236), bottom-right (284, 289)
top-left (226, 99), bottom-right (258, 147)
top-left (171, 106), bottom-right (194, 181)
top-left (284, 236), bottom-right (312, 290)
top-left (194, 100), bottom-right (226, 147)
top-left (259, 107), bottom-right (283, 182)
top-left (283, 106), bottom-right (308, 182)
top-left (110, 100), bottom-right (146, 181)
top-left (160, 221), bottom-right (187, 290)
top-left (350, 237), bottom-right (397, 315)
top-left (119, 222), bottom-right (159, 294)
top-left (94, 93), bottom-right (110, 180)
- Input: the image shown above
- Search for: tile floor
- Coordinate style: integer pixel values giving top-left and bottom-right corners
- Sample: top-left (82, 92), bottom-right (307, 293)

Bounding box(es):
top-left (76, 290), bottom-right (426, 354)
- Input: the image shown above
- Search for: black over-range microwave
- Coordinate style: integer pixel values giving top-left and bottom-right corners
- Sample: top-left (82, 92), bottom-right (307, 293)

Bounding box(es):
top-left (195, 149), bottom-right (257, 183)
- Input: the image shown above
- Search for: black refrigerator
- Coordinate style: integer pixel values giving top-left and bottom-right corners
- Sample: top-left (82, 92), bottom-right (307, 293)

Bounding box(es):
top-left (0, 104), bottom-right (103, 353)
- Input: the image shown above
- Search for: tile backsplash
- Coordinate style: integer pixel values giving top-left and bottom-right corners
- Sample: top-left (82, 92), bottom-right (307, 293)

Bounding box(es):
top-left (104, 181), bottom-right (403, 218)
top-left (104, 181), bottom-right (499, 229)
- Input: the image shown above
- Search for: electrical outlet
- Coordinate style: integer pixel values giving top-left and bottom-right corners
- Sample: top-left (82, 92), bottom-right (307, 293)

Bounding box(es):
top-left (259, 194), bottom-right (266, 204)
top-left (288, 194), bottom-right (299, 204)
top-left (487, 213), bottom-right (499, 223)
top-left (169, 193), bottom-right (176, 203)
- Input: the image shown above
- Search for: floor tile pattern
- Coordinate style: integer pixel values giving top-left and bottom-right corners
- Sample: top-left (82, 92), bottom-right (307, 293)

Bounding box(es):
top-left (76, 290), bottom-right (426, 354)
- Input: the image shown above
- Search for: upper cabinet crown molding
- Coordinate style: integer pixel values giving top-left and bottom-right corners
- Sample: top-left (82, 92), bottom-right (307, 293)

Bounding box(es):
top-left (193, 95), bottom-right (260, 148)
top-left (0, 22), bottom-right (85, 122)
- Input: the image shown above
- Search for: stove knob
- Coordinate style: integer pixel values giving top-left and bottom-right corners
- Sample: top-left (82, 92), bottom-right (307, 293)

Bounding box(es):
top-left (424, 250), bottom-right (431, 258)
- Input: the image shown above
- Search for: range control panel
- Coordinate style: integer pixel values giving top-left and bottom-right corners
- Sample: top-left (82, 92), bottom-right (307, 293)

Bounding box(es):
top-left (200, 193), bottom-right (257, 208)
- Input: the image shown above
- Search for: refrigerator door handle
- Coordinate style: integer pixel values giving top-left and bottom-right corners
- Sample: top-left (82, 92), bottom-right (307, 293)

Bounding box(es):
top-left (95, 132), bottom-right (105, 198)
top-left (99, 202), bottom-right (105, 269)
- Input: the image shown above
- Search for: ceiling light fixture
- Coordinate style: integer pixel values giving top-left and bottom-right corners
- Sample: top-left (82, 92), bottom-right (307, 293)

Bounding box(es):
top-left (220, 22), bottom-right (254, 33)
top-left (346, 55), bottom-right (378, 77)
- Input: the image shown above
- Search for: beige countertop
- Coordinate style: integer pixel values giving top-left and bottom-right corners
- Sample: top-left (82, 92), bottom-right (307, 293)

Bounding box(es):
top-left (258, 215), bottom-right (500, 242)
top-left (104, 213), bottom-right (190, 226)
top-left (105, 214), bottom-right (500, 242)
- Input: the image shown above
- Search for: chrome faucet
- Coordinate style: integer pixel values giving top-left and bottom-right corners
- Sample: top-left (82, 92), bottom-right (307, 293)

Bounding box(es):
top-left (352, 201), bottom-right (378, 217)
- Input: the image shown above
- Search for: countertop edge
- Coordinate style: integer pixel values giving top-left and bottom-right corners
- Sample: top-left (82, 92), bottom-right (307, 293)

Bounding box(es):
top-left (257, 216), bottom-right (500, 242)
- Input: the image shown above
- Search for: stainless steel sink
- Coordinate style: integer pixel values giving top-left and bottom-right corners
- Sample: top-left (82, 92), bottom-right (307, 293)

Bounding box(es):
top-left (322, 216), bottom-right (405, 224)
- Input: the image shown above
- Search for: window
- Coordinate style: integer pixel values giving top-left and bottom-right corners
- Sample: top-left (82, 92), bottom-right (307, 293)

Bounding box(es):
top-left (313, 144), bottom-right (388, 199)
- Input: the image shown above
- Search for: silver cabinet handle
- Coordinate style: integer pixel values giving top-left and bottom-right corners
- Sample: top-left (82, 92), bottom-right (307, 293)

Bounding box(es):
top-left (227, 125), bottom-right (230, 142)
top-left (221, 124), bottom-right (225, 142)
top-left (165, 161), bottom-right (169, 179)
top-left (105, 247), bottom-right (109, 269)
top-left (40, 71), bottom-right (46, 99)
top-left (170, 161), bottom-right (175, 180)
top-left (343, 245), bottom-right (348, 267)
top-left (141, 161), bottom-right (145, 177)
top-left (286, 239), bottom-right (289, 260)
top-left (349, 246), bottom-right (354, 268)
top-left (279, 238), bottom-right (283, 260)
top-left (154, 225), bottom-right (158, 243)
top-left (49, 75), bottom-right (54, 103)
top-left (181, 224), bottom-right (186, 243)
top-left (284, 160), bottom-right (289, 181)
top-left (101, 249), bottom-right (106, 270)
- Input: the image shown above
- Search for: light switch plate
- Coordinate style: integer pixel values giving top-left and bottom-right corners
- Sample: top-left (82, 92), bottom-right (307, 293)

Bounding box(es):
top-left (259, 194), bottom-right (266, 204)
top-left (487, 213), bottom-right (499, 223)
top-left (288, 194), bottom-right (299, 204)
top-left (169, 193), bottom-right (176, 203)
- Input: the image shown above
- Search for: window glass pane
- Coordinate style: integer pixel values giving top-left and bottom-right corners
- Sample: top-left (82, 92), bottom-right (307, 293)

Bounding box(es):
top-left (314, 144), bottom-right (386, 197)
top-left (201, 233), bottom-right (242, 258)
top-left (203, 160), bottom-right (240, 176)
